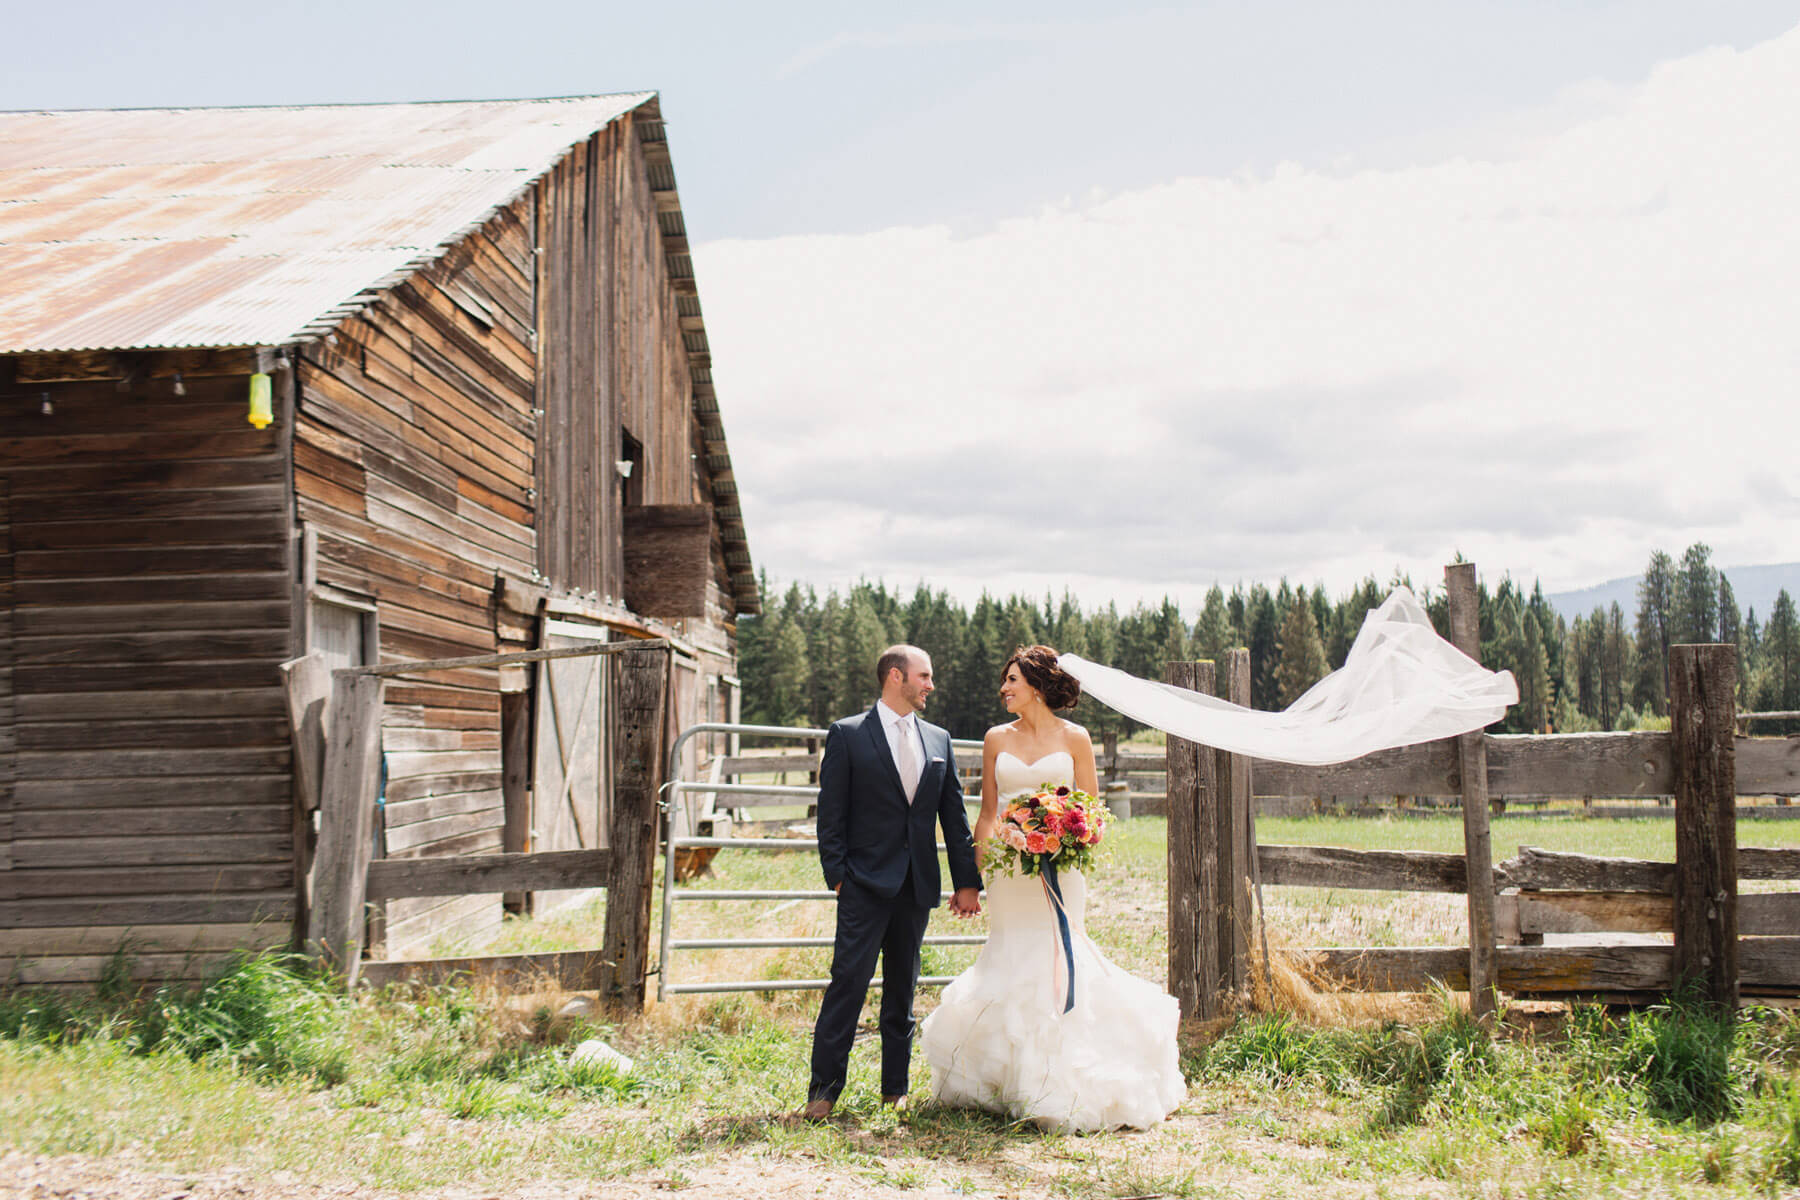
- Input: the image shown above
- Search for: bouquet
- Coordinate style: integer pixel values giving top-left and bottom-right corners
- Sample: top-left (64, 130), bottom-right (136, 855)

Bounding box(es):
top-left (981, 783), bottom-right (1108, 879)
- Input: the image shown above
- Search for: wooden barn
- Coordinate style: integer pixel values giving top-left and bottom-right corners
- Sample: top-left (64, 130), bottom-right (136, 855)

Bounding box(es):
top-left (0, 94), bottom-right (759, 986)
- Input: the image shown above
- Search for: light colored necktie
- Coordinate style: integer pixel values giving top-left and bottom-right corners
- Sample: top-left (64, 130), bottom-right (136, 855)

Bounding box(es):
top-left (896, 718), bottom-right (922, 802)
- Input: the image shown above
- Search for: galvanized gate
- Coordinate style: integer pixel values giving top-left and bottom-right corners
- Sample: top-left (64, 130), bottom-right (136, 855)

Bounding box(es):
top-left (657, 722), bottom-right (987, 999)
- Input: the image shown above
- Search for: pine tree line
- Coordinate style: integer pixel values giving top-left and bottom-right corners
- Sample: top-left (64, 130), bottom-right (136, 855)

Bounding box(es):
top-left (737, 546), bottom-right (1800, 741)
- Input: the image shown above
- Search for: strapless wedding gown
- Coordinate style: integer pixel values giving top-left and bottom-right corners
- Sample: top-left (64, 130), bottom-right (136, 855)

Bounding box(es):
top-left (920, 751), bottom-right (1186, 1132)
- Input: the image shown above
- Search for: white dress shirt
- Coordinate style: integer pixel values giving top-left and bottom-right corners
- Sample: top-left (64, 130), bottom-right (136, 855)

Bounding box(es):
top-left (877, 699), bottom-right (925, 801)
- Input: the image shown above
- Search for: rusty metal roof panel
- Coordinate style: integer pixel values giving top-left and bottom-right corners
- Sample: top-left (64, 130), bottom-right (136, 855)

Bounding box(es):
top-left (0, 94), bottom-right (652, 352)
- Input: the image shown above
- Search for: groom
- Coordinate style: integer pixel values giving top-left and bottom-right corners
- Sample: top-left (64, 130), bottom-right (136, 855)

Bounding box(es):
top-left (802, 644), bottom-right (982, 1119)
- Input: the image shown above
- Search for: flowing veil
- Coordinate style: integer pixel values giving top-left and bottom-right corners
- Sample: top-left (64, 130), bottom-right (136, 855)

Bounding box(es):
top-left (1058, 589), bottom-right (1517, 767)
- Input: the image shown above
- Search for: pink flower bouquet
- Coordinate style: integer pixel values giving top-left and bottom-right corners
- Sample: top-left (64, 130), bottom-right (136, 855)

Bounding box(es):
top-left (981, 783), bottom-right (1108, 878)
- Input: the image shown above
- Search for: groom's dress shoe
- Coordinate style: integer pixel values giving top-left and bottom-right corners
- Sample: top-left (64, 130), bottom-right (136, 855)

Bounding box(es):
top-left (800, 1098), bottom-right (834, 1121)
top-left (880, 1093), bottom-right (909, 1112)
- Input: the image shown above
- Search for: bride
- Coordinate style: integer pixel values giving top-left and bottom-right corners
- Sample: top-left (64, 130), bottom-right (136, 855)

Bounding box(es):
top-left (921, 646), bottom-right (1186, 1133)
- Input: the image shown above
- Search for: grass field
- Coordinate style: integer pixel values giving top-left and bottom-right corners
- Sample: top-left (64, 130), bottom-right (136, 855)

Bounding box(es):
top-left (3, 811), bottom-right (1799, 1199)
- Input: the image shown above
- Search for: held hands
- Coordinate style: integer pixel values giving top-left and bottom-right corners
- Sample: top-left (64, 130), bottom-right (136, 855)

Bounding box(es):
top-left (949, 886), bottom-right (982, 917)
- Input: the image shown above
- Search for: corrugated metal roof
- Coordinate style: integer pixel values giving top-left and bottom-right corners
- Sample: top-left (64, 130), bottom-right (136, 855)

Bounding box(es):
top-left (0, 94), bottom-right (652, 352)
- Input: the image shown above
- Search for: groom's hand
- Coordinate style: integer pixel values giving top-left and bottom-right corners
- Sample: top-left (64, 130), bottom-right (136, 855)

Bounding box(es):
top-left (950, 886), bottom-right (981, 917)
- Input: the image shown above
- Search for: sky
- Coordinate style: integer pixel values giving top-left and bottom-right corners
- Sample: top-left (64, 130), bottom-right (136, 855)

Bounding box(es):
top-left (8, 1), bottom-right (1799, 609)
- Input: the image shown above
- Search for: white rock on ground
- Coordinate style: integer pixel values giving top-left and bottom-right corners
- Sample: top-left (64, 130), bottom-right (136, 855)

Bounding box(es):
top-left (570, 1038), bottom-right (634, 1073)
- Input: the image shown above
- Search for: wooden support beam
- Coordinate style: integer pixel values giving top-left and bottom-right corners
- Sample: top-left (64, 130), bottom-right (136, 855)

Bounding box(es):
top-left (1164, 660), bottom-right (1215, 1019)
top-left (1308, 938), bottom-right (1800, 995)
top-left (365, 848), bottom-right (614, 900)
top-left (1218, 648), bottom-right (1253, 994)
top-left (1670, 643), bottom-right (1739, 1009)
top-left (306, 672), bottom-right (385, 982)
top-left (1257, 844), bottom-right (1469, 892)
top-left (1446, 562), bottom-right (1498, 1021)
top-left (358, 949), bottom-right (609, 991)
top-left (1501, 845), bottom-right (1800, 891)
top-left (599, 645), bottom-right (669, 1011)
top-left (1498, 890), bottom-right (1800, 937)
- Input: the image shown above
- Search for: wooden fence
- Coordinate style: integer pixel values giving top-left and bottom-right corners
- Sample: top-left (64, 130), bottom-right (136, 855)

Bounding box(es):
top-left (1161, 562), bottom-right (1800, 1018)
top-left (285, 639), bottom-right (670, 1008)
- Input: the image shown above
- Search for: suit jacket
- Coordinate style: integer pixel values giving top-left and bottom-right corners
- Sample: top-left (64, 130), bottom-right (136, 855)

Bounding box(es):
top-left (815, 705), bottom-right (982, 907)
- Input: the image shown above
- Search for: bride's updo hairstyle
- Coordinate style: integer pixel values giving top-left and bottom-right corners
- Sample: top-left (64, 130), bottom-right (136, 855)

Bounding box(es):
top-left (1003, 645), bottom-right (1081, 711)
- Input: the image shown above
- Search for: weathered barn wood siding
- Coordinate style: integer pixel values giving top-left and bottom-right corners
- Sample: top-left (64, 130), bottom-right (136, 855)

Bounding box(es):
top-left (0, 371), bottom-right (293, 986)
top-left (295, 196), bottom-right (539, 956)
top-left (536, 115), bottom-right (718, 608)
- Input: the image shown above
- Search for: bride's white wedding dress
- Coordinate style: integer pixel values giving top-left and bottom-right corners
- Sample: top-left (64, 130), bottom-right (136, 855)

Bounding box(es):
top-left (920, 750), bottom-right (1185, 1133)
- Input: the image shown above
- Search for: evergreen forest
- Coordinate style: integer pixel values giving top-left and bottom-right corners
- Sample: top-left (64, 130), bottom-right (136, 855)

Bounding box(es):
top-left (736, 544), bottom-right (1800, 741)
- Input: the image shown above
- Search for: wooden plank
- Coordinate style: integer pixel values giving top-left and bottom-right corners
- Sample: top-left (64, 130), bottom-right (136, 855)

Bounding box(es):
top-left (15, 601), bottom-right (290, 637)
top-left (306, 672), bottom-right (385, 980)
top-left (600, 645), bottom-right (668, 1011)
top-left (1504, 845), bottom-right (1800, 891)
top-left (358, 948), bottom-right (608, 991)
top-left (5, 864), bottom-right (291, 898)
top-left (4, 893), bottom-right (293, 928)
top-left (13, 776), bottom-right (289, 810)
top-left (281, 654), bottom-right (330, 815)
top-left (0, 922), bottom-right (279, 956)
top-left (5, 485), bottom-right (286, 525)
top-left (377, 891), bottom-right (500, 957)
top-left (13, 806), bottom-right (290, 839)
top-left (383, 769), bottom-right (503, 804)
top-left (1252, 741), bottom-right (1460, 797)
top-left (1257, 844), bottom-right (1470, 892)
top-left (365, 848), bottom-right (614, 900)
top-left (14, 574), bottom-right (289, 610)
top-left (0, 950), bottom-right (254, 987)
top-left (1294, 939), bottom-right (1800, 994)
top-left (1670, 643), bottom-right (1738, 1008)
top-left (1163, 660), bottom-right (1205, 1019)
top-left (13, 629), bottom-right (290, 666)
top-left (349, 636), bottom-right (671, 678)
top-left (13, 833), bottom-right (290, 870)
top-left (384, 788), bottom-right (502, 827)
top-left (14, 747), bottom-right (288, 780)
top-left (16, 718), bottom-right (287, 751)
top-left (1218, 648), bottom-right (1252, 993)
top-left (1446, 562), bottom-right (1497, 1020)
top-left (382, 805), bottom-right (503, 855)
top-left (1738, 735), bottom-right (1800, 795)
top-left (16, 545), bottom-right (287, 581)
top-left (1511, 890), bottom-right (1800, 936)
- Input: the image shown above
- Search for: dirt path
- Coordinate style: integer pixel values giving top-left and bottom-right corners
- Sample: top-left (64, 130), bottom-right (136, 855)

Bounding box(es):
top-left (3, 1107), bottom-right (1446, 1200)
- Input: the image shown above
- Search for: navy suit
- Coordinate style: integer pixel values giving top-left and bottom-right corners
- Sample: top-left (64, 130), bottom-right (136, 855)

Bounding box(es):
top-left (808, 705), bottom-right (981, 1104)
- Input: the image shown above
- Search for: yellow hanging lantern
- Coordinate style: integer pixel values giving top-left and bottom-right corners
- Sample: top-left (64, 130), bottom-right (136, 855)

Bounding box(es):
top-left (247, 372), bottom-right (273, 429)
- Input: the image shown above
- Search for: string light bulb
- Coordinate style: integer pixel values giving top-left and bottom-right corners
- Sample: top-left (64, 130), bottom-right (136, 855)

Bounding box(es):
top-left (38, 391), bottom-right (52, 416)
top-left (172, 371), bottom-right (185, 396)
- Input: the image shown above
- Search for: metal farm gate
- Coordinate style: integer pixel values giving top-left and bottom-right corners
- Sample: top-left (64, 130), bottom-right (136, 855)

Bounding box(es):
top-left (656, 722), bottom-right (987, 999)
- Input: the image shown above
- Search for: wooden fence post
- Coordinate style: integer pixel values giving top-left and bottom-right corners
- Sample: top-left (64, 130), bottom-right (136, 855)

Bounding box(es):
top-left (307, 671), bottom-right (385, 983)
top-left (1218, 648), bottom-right (1253, 994)
top-left (600, 645), bottom-right (670, 1011)
top-left (1445, 562), bottom-right (1498, 1021)
top-left (1164, 660), bottom-right (1219, 1019)
top-left (1670, 643), bottom-right (1738, 1010)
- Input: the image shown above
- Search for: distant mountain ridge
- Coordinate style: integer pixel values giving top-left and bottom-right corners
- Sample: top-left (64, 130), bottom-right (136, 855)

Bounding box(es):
top-left (1546, 562), bottom-right (1800, 622)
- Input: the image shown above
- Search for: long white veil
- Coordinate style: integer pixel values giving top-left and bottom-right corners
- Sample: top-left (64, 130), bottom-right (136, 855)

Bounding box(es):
top-left (1058, 589), bottom-right (1516, 767)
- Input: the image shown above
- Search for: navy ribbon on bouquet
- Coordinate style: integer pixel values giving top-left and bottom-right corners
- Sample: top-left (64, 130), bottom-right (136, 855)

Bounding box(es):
top-left (1040, 857), bottom-right (1076, 1014)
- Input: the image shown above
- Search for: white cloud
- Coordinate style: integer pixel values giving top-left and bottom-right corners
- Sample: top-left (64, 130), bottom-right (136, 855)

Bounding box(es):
top-left (698, 26), bottom-right (1800, 608)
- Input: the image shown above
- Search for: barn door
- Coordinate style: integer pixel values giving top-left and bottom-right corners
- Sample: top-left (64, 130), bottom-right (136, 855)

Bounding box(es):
top-left (530, 619), bottom-right (610, 915)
